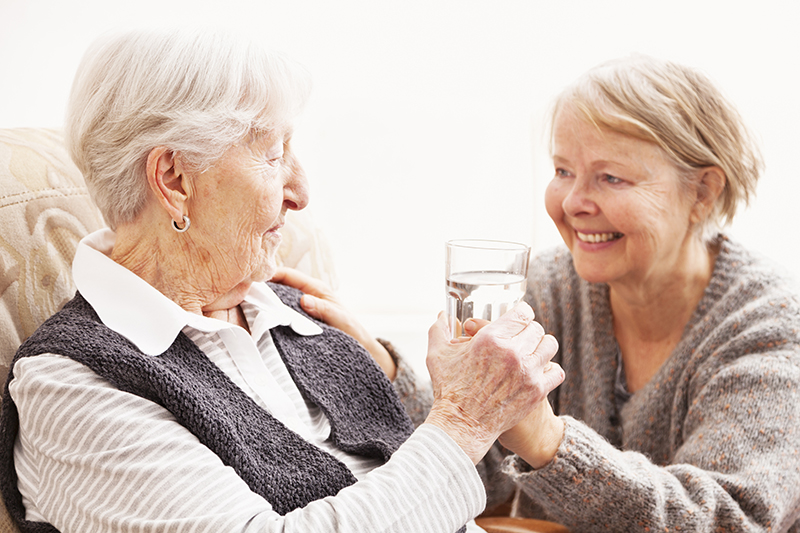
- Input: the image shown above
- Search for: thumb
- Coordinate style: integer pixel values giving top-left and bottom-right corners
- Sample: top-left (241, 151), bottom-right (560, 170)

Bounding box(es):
top-left (483, 302), bottom-right (534, 338)
top-left (300, 293), bottom-right (353, 334)
top-left (463, 318), bottom-right (490, 337)
top-left (427, 312), bottom-right (454, 350)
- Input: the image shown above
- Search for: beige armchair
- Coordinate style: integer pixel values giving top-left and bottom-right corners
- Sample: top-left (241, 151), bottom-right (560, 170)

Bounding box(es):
top-left (0, 128), bottom-right (566, 533)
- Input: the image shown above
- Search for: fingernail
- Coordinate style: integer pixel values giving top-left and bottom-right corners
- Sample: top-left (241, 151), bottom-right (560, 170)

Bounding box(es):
top-left (302, 295), bottom-right (316, 311)
top-left (463, 319), bottom-right (476, 335)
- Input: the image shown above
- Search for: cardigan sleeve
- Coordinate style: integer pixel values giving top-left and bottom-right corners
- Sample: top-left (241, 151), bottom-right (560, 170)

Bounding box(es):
top-left (379, 337), bottom-right (433, 428)
top-left (504, 342), bottom-right (800, 532)
top-left (506, 314), bottom-right (800, 533)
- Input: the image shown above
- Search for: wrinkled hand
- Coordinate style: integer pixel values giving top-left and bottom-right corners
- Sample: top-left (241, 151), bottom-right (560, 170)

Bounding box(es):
top-left (270, 267), bottom-right (396, 379)
top-left (424, 302), bottom-right (564, 464)
top-left (461, 318), bottom-right (565, 467)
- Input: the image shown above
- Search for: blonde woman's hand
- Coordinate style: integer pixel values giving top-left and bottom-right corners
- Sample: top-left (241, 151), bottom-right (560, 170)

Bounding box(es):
top-left (270, 267), bottom-right (396, 379)
top-left (499, 398), bottom-right (564, 469)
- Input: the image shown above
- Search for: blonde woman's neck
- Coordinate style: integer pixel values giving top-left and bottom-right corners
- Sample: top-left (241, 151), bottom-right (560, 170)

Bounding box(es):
top-left (609, 236), bottom-right (719, 391)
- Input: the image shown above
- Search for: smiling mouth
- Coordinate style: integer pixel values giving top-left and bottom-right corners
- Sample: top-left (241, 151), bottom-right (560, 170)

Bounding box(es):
top-left (576, 231), bottom-right (624, 244)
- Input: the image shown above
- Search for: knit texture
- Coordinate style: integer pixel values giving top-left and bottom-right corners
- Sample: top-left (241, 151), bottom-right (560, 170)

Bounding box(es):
top-left (505, 235), bottom-right (800, 532)
top-left (1, 283), bottom-right (422, 532)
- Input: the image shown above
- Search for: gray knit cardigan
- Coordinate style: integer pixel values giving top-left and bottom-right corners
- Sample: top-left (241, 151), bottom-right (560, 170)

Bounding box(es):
top-left (505, 235), bottom-right (800, 532)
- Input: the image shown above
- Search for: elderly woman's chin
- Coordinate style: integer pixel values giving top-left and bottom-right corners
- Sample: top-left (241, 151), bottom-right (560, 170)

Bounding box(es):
top-left (251, 253), bottom-right (281, 284)
top-left (230, 243), bottom-right (282, 288)
top-left (244, 232), bottom-right (283, 281)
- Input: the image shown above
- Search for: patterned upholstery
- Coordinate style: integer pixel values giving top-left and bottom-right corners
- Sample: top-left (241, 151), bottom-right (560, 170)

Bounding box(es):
top-left (0, 128), bottom-right (105, 379)
top-left (0, 127), bottom-right (336, 531)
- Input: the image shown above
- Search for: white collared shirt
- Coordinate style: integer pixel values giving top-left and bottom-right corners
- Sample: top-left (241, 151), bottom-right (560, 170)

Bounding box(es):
top-left (8, 228), bottom-right (485, 532)
top-left (72, 227), bottom-right (380, 474)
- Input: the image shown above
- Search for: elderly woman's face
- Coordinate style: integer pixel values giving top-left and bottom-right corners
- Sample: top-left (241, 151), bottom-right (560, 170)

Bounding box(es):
top-left (545, 106), bottom-right (697, 287)
top-left (184, 127), bottom-right (308, 289)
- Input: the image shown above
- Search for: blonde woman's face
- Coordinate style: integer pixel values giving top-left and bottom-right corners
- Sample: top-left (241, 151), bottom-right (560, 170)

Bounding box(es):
top-left (545, 106), bottom-right (698, 288)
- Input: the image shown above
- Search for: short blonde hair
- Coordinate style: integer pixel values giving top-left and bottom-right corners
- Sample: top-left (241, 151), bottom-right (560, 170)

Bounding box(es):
top-left (66, 29), bottom-right (311, 229)
top-left (551, 55), bottom-right (763, 240)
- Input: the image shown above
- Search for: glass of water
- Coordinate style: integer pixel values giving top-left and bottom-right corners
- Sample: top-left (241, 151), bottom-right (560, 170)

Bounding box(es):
top-left (445, 239), bottom-right (530, 338)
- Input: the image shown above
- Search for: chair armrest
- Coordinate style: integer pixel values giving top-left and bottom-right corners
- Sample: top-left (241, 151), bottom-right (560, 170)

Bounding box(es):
top-left (475, 516), bottom-right (570, 533)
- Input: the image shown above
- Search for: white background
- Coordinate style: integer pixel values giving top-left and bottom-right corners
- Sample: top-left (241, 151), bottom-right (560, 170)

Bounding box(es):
top-left (2, 0), bottom-right (799, 375)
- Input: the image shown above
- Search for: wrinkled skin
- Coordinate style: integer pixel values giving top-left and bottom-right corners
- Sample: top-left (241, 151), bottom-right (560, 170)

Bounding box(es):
top-left (425, 306), bottom-right (564, 464)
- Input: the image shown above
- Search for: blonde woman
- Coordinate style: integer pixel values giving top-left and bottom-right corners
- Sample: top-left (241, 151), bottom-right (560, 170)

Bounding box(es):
top-left (496, 57), bottom-right (800, 532)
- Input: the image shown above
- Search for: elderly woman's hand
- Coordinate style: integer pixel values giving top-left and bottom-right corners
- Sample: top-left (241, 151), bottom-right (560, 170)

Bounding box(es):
top-left (271, 267), bottom-right (397, 379)
top-left (458, 317), bottom-right (566, 468)
top-left (424, 303), bottom-right (564, 464)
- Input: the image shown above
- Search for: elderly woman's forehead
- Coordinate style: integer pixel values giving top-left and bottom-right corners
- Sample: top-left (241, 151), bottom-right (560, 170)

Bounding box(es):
top-left (245, 126), bottom-right (292, 147)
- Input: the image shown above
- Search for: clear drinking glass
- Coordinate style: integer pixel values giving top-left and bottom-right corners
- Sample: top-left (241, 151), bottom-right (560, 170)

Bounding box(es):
top-left (445, 239), bottom-right (531, 338)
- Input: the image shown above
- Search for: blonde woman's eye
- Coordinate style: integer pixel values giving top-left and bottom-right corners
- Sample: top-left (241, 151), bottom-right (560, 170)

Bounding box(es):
top-left (555, 168), bottom-right (571, 178)
top-left (604, 174), bottom-right (622, 184)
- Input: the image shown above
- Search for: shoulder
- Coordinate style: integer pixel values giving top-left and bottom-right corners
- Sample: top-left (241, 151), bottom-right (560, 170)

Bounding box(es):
top-left (529, 245), bottom-right (576, 280)
top-left (686, 236), bottom-right (800, 389)
top-left (15, 293), bottom-right (107, 359)
top-left (527, 245), bottom-right (580, 300)
top-left (706, 235), bottom-right (800, 324)
top-left (266, 281), bottom-right (304, 308)
top-left (712, 235), bottom-right (798, 295)
top-left (11, 353), bottom-right (115, 391)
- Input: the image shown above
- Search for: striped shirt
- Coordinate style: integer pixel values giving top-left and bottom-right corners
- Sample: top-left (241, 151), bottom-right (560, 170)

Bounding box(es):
top-left (8, 229), bottom-right (486, 532)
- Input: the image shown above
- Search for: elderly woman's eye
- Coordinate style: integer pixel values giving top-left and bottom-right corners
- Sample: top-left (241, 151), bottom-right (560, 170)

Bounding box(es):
top-left (267, 156), bottom-right (285, 168)
top-left (603, 174), bottom-right (622, 184)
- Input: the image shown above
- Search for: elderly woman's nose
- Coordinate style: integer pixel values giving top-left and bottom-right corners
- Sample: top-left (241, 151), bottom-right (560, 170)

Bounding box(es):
top-left (283, 157), bottom-right (309, 211)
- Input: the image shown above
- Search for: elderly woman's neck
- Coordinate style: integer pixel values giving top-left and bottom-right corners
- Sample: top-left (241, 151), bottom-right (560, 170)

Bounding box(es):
top-left (109, 221), bottom-right (248, 316)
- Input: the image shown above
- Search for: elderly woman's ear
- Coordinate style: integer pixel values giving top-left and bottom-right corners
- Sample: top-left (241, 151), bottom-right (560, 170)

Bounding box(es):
top-left (146, 146), bottom-right (189, 227)
top-left (689, 166), bottom-right (727, 226)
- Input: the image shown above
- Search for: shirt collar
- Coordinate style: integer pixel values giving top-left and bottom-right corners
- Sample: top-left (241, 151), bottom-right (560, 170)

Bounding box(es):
top-left (72, 228), bottom-right (321, 356)
top-left (243, 284), bottom-right (324, 339)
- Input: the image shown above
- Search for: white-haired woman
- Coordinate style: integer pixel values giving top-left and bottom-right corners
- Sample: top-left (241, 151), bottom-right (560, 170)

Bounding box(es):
top-left (489, 57), bottom-right (800, 531)
top-left (0, 29), bottom-right (564, 533)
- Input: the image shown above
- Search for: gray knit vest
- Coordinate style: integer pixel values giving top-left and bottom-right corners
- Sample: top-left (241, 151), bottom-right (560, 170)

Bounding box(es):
top-left (0, 283), bottom-right (456, 532)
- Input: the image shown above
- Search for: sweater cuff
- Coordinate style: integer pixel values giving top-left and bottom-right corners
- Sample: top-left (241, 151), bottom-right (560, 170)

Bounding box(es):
top-left (503, 415), bottom-right (607, 476)
top-left (501, 416), bottom-right (631, 520)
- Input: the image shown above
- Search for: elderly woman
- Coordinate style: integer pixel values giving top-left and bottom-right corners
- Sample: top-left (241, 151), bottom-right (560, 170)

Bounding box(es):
top-left (0, 29), bottom-right (564, 533)
top-left (488, 56), bottom-right (800, 531)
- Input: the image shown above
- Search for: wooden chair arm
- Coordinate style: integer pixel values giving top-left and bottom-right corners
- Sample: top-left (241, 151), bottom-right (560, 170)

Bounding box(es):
top-left (475, 516), bottom-right (570, 533)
